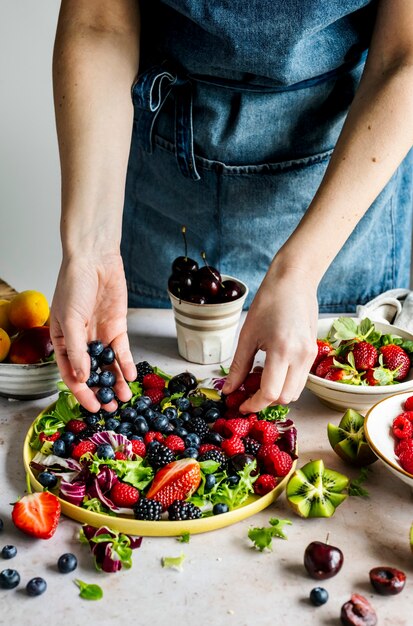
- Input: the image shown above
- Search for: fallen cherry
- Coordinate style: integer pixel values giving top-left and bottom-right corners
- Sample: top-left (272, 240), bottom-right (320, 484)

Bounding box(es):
top-left (340, 594), bottom-right (377, 626)
top-left (304, 536), bottom-right (343, 580)
top-left (369, 566), bottom-right (406, 595)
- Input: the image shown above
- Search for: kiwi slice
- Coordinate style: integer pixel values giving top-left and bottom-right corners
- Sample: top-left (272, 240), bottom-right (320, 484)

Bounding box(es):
top-left (328, 409), bottom-right (377, 466)
top-left (286, 459), bottom-right (349, 518)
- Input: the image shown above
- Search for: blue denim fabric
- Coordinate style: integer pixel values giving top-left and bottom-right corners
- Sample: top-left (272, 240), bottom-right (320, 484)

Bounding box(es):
top-left (121, 0), bottom-right (413, 312)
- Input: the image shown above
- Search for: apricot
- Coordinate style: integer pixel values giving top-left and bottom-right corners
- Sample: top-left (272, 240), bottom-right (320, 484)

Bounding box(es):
top-left (9, 326), bottom-right (54, 364)
top-left (0, 300), bottom-right (14, 335)
top-left (8, 290), bottom-right (49, 330)
top-left (0, 328), bottom-right (11, 362)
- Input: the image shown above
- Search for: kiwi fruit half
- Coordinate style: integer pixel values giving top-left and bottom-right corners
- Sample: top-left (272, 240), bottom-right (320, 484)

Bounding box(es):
top-left (286, 459), bottom-right (349, 518)
top-left (328, 409), bottom-right (377, 466)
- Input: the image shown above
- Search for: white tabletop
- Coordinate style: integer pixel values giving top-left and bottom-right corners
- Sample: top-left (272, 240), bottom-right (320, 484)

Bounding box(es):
top-left (0, 309), bottom-right (412, 626)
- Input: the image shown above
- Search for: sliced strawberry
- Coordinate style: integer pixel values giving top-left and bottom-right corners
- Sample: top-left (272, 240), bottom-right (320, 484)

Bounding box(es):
top-left (12, 491), bottom-right (61, 539)
top-left (146, 458), bottom-right (201, 510)
top-left (39, 431), bottom-right (60, 443)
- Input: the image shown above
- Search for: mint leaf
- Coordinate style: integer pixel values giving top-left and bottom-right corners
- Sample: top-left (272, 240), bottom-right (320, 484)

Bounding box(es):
top-left (268, 517), bottom-right (292, 539)
top-left (248, 518), bottom-right (292, 551)
top-left (161, 553), bottom-right (185, 571)
top-left (177, 532), bottom-right (190, 544)
top-left (348, 467), bottom-right (371, 498)
top-left (258, 405), bottom-right (289, 421)
top-left (75, 579), bottom-right (103, 601)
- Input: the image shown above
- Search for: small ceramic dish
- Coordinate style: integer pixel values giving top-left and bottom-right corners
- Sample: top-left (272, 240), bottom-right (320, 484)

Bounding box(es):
top-left (306, 317), bottom-right (413, 412)
top-left (364, 390), bottom-right (413, 487)
top-left (0, 360), bottom-right (60, 400)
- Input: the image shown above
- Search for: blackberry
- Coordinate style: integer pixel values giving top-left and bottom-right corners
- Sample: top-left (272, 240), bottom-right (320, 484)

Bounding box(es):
top-left (168, 499), bottom-right (202, 521)
top-left (136, 361), bottom-right (153, 382)
top-left (243, 437), bottom-right (260, 456)
top-left (134, 497), bottom-right (163, 521)
top-left (187, 417), bottom-right (210, 441)
top-left (198, 449), bottom-right (227, 470)
top-left (76, 423), bottom-right (104, 442)
top-left (147, 443), bottom-right (175, 469)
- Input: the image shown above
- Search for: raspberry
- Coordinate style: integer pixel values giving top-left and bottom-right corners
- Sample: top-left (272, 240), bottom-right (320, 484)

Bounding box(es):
top-left (250, 420), bottom-right (279, 444)
top-left (167, 499), bottom-right (202, 521)
top-left (136, 361), bottom-right (153, 382)
top-left (145, 388), bottom-right (165, 405)
top-left (395, 439), bottom-right (413, 457)
top-left (109, 482), bottom-right (140, 508)
top-left (213, 418), bottom-right (228, 435)
top-left (257, 443), bottom-right (281, 473)
top-left (224, 418), bottom-right (251, 438)
top-left (267, 450), bottom-right (293, 477)
top-left (247, 413), bottom-right (258, 427)
top-left (398, 448), bottom-right (413, 474)
top-left (164, 435), bottom-right (185, 453)
top-left (223, 409), bottom-right (241, 420)
top-left (144, 431), bottom-right (164, 445)
top-left (254, 474), bottom-right (277, 495)
top-left (198, 443), bottom-right (220, 455)
top-left (39, 432), bottom-right (61, 443)
top-left (71, 440), bottom-right (97, 461)
top-left (225, 390), bottom-right (248, 410)
top-left (221, 435), bottom-right (245, 457)
top-left (131, 439), bottom-right (147, 458)
top-left (242, 437), bottom-right (260, 456)
top-left (66, 420), bottom-right (87, 435)
top-left (243, 372), bottom-right (262, 395)
top-left (404, 396), bottom-right (413, 411)
top-left (142, 373), bottom-right (165, 390)
top-left (134, 497), bottom-right (163, 521)
top-left (392, 414), bottom-right (413, 439)
top-left (115, 451), bottom-right (128, 460)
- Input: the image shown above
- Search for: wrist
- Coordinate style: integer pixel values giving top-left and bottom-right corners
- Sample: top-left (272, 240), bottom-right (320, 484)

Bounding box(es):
top-left (265, 249), bottom-right (322, 290)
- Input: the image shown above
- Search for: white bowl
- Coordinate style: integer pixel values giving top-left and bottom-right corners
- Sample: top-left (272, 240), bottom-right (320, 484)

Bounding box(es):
top-left (306, 317), bottom-right (413, 412)
top-left (364, 390), bottom-right (413, 487)
top-left (0, 360), bottom-right (61, 400)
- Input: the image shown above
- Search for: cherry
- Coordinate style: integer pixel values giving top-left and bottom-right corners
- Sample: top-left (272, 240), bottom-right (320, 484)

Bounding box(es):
top-left (304, 537), bottom-right (343, 580)
top-left (369, 566), bottom-right (406, 595)
top-left (221, 279), bottom-right (243, 302)
top-left (197, 251), bottom-right (222, 283)
top-left (196, 274), bottom-right (221, 299)
top-left (340, 594), bottom-right (377, 626)
top-left (168, 272), bottom-right (194, 299)
top-left (187, 294), bottom-right (207, 304)
top-left (171, 225), bottom-right (199, 275)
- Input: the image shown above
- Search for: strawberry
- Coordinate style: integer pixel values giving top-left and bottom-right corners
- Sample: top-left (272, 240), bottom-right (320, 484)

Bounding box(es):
top-left (243, 372), bottom-right (262, 395)
top-left (144, 431), bottom-right (164, 445)
top-left (145, 388), bottom-right (165, 405)
top-left (221, 435), bottom-right (245, 457)
top-left (115, 451), bottom-right (128, 460)
top-left (66, 419), bottom-right (87, 435)
top-left (39, 431), bottom-right (60, 443)
top-left (142, 373), bottom-right (165, 390)
top-left (350, 341), bottom-right (378, 370)
top-left (109, 481), bottom-right (140, 508)
top-left (392, 414), bottom-right (413, 439)
top-left (250, 420), bottom-right (279, 444)
top-left (315, 356), bottom-right (336, 378)
top-left (398, 448), bottom-right (413, 474)
top-left (380, 345), bottom-right (410, 381)
top-left (131, 439), bottom-right (146, 457)
top-left (198, 443), bottom-right (220, 454)
top-left (224, 418), bottom-right (251, 438)
top-left (225, 389), bottom-right (248, 410)
top-left (71, 440), bottom-right (97, 461)
top-left (311, 340), bottom-right (333, 373)
top-left (324, 368), bottom-right (348, 382)
top-left (404, 396), bottom-right (413, 411)
top-left (12, 491), bottom-right (61, 539)
top-left (363, 368), bottom-right (379, 386)
top-left (164, 435), bottom-right (185, 453)
top-left (254, 474), bottom-right (277, 495)
top-left (146, 458), bottom-right (201, 510)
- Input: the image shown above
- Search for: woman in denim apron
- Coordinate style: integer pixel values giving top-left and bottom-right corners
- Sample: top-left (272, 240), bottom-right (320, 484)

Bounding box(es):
top-left (51, 0), bottom-right (413, 413)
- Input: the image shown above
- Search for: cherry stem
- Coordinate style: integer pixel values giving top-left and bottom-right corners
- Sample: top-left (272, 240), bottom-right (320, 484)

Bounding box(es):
top-left (325, 532), bottom-right (330, 545)
top-left (181, 225), bottom-right (188, 261)
top-left (201, 250), bottom-right (224, 287)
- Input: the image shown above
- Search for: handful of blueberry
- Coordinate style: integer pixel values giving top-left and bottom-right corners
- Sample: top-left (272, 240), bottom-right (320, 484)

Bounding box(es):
top-left (86, 340), bottom-right (116, 405)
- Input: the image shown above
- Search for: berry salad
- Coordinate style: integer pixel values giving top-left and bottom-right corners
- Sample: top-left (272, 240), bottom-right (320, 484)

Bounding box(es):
top-left (391, 394), bottom-right (413, 475)
top-left (28, 353), bottom-right (297, 523)
top-left (311, 317), bottom-right (413, 386)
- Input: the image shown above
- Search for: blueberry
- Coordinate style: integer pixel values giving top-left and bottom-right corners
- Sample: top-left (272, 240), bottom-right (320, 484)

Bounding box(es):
top-left (99, 346), bottom-right (115, 365)
top-left (99, 370), bottom-right (116, 388)
top-left (147, 440), bottom-right (161, 452)
top-left (57, 553), bottom-right (77, 574)
top-left (52, 439), bottom-right (67, 458)
top-left (86, 371), bottom-right (100, 387)
top-left (96, 443), bottom-right (115, 460)
top-left (26, 577), bottom-right (47, 597)
top-left (90, 355), bottom-right (99, 371)
top-left (206, 431), bottom-right (223, 446)
top-left (105, 417), bottom-right (120, 431)
top-left (173, 426), bottom-right (188, 438)
top-left (204, 407), bottom-right (220, 422)
top-left (153, 415), bottom-right (170, 433)
top-left (100, 408), bottom-right (118, 419)
top-left (37, 471), bottom-right (58, 489)
top-left (84, 414), bottom-right (100, 427)
top-left (120, 407), bottom-right (138, 422)
top-left (309, 587), bottom-right (329, 606)
top-left (179, 411), bottom-right (192, 424)
top-left (167, 378), bottom-right (187, 395)
top-left (96, 386), bottom-right (115, 405)
top-left (183, 446), bottom-right (199, 459)
top-left (133, 417), bottom-right (149, 436)
top-left (1, 545), bottom-right (17, 560)
top-left (204, 474), bottom-right (216, 491)
top-left (213, 503), bottom-right (229, 515)
top-left (227, 475), bottom-right (240, 486)
top-left (136, 396), bottom-right (152, 410)
top-left (60, 431), bottom-right (75, 446)
top-left (130, 435), bottom-right (143, 441)
top-left (175, 397), bottom-right (191, 411)
top-left (88, 340), bottom-right (104, 357)
top-left (0, 569), bottom-right (20, 589)
top-left (163, 407), bottom-right (178, 420)
top-left (143, 407), bottom-right (155, 421)
top-left (116, 422), bottom-right (133, 436)
top-left (184, 433), bottom-right (201, 448)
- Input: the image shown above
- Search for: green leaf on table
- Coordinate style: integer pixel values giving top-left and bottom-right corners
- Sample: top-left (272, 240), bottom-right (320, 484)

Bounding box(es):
top-left (348, 467), bottom-right (371, 498)
top-left (161, 553), bottom-right (185, 571)
top-left (74, 579), bottom-right (103, 601)
top-left (177, 532), bottom-right (190, 544)
top-left (248, 518), bottom-right (292, 552)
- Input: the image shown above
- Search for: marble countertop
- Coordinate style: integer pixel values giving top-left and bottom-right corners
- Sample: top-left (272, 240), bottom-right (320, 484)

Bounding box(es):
top-left (0, 309), bottom-right (412, 626)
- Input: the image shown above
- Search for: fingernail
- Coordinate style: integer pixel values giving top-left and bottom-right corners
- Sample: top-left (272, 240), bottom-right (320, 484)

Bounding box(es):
top-left (75, 369), bottom-right (84, 381)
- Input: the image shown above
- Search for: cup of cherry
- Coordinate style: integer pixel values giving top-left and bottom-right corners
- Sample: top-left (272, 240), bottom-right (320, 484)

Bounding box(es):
top-left (167, 227), bottom-right (248, 365)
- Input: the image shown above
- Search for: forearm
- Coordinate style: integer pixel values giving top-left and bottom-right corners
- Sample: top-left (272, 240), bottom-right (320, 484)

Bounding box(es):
top-left (53, 2), bottom-right (140, 259)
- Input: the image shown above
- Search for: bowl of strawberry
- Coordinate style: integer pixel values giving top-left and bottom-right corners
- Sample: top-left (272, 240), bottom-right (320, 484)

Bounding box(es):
top-left (306, 317), bottom-right (413, 411)
top-left (364, 390), bottom-right (413, 487)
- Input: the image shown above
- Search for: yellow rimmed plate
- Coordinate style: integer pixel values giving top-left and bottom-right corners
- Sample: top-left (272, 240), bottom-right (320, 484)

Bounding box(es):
top-left (24, 403), bottom-right (296, 536)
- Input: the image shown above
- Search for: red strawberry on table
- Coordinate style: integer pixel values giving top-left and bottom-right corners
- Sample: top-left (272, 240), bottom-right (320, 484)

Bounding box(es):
top-left (350, 341), bottom-right (378, 370)
top-left (12, 490), bottom-right (61, 539)
top-left (380, 345), bottom-right (410, 381)
top-left (146, 458), bottom-right (201, 510)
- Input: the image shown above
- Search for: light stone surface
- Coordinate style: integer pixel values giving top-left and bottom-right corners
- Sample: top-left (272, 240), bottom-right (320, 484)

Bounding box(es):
top-left (0, 309), bottom-right (412, 626)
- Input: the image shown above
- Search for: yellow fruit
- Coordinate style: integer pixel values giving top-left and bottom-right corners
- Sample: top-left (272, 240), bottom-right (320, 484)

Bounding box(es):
top-left (0, 300), bottom-right (13, 334)
top-left (8, 290), bottom-right (50, 330)
top-left (0, 328), bottom-right (11, 362)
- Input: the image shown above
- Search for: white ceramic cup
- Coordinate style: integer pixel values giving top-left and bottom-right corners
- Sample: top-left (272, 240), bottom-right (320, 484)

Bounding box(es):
top-left (168, 275), bottom-right (248, 364)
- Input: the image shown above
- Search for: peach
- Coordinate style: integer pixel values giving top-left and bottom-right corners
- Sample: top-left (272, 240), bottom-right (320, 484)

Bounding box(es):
top-left (9, 326), bottom-right (54, 364)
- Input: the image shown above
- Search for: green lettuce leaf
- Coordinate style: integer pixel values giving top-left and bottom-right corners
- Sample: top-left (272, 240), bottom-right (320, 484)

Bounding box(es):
top-left (75, 579), bottom-right (103, 601)
top-left (248, 518), bottom-right (292, 552)
top-left (161, 553), bottom-right (185, 571)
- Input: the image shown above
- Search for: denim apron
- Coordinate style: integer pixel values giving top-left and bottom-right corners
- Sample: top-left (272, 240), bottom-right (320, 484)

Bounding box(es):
top-left (121, 0), bottom-right (413, 312)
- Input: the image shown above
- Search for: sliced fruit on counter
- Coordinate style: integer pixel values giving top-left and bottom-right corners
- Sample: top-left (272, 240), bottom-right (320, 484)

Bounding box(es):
top-left (286, 459), bottom-right (349, 518)
top-left (327, 409), bottom-right (377, 466)
top-left (146, 458), bottom-right (202, 510)
top-left (12, 490), bottom-right (61, 539)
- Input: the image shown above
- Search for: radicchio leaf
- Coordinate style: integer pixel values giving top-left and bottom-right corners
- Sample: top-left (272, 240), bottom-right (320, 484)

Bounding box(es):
top-left (32, 452), bottom-right (82, 472)
top-left (90, 431), bottom-right (132, 458)
top-left (81, 525), bottom-right (143, 573)
top-left (60, 479), bottom-right (87, 506)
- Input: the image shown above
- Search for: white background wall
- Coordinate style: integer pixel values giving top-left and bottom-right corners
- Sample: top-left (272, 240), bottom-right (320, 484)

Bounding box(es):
top-left (0, 1), bottom-right (61, 302)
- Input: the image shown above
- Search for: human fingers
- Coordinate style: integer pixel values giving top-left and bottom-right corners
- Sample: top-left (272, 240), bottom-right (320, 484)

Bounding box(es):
top-left (221, 328), bottom-right (255, 395)
top-left (111, 332), bottom-right (137, 383)
top-left (239, 353), bottom-right (288, 414)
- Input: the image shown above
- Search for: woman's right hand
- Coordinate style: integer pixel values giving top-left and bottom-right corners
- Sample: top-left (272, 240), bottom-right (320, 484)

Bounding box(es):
top-left (50, 253), bottom-right (137, 412)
